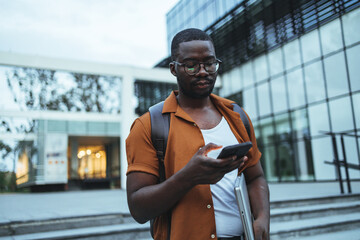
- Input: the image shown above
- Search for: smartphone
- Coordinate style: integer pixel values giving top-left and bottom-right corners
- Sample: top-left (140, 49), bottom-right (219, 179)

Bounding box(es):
top-left (217, 142), bottom-right (253, 159)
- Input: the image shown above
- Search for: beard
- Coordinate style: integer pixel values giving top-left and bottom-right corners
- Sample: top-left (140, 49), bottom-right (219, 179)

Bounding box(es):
top-left (177, 77), bottom-right (215, 99)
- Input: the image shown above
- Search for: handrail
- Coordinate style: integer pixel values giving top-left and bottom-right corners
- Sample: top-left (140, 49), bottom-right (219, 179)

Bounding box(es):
top-left (322, 129), bottom-right (360, 194)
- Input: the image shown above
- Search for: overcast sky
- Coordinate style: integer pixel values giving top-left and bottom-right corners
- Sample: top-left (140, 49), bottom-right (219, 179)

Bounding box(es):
top-left (0, 0), bottom-right (179, 68)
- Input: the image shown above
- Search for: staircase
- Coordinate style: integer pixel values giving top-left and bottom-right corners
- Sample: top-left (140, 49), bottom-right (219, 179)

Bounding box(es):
top-left (0, 213), bottom-right (151, 240)
top-left (1, 194), bottom-right (360, 240)
top-left (270, 193), bottom-right (360, 239)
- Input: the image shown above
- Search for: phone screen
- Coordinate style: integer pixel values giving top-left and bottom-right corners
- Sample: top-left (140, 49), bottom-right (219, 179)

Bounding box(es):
top-left (217, 142), bottom-right (252, 159)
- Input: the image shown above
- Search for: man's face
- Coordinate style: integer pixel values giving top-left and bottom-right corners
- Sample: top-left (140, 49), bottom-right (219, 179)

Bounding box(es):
top-left (170, 40), bottom-right (217, 99)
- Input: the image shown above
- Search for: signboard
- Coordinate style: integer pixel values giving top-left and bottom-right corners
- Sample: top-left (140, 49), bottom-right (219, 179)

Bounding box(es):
top-left (44, 133), bottom-right (68, 183)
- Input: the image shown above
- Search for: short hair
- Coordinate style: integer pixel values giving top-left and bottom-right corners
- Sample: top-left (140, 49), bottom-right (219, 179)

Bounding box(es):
top-left (171, 28), bottom-right (214, 61)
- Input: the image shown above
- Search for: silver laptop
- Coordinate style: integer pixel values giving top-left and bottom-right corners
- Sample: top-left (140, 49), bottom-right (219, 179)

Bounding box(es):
top-left (234, 174), bottom-right (255, 240)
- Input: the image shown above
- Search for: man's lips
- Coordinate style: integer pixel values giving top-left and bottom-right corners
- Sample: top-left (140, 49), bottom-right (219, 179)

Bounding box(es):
top-left (193, 79), bottom-right (214, 87)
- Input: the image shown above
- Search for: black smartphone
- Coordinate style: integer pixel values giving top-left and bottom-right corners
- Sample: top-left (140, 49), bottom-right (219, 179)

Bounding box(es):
top-left (217, 142), bottom-right (253, 159)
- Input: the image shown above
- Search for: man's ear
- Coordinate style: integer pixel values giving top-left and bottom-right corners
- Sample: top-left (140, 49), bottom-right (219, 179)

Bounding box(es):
top-left (169, 62), bottom-right (177, 76)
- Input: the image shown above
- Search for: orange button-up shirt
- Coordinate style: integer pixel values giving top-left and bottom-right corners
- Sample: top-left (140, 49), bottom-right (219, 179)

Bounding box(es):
top-left (126, 91), bottom-right (261, 240)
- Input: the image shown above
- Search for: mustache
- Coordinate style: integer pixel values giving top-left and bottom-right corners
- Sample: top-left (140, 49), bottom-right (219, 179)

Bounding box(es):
top-left (191, 78), bottom-right (215, 85)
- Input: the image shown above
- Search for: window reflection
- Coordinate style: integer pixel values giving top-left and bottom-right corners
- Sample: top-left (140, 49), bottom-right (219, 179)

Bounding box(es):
top-left (268, 47), bottom-right (284, 77)
top-left (329, 97), bottom-right (354, 133)
top-left (346, 44), bottom-right (360, 92)
top-left (287, 69), bottom-right (306, 108)
top-left (254, 55), bottom-right (269, 82)
top-left (243, 87), bottom-right (258, 119)
top-left (291, 108), bottom-right (309, 140)
top-left (270, 76), bottom-right (288, 113)
top-left (242, 61), bottom-right (254, 88)
top-left (304, 61), bottom-right (326, 103)
top-left (308, 103), bottom-right (330, 137)
top-left (311, 137), bottom-right (336, 180)
top-left (259, 116), bottom-right (274, 146)
top-left (261, 145), bottom-right (278, 181)
top-left (353, 93), bottom-right (360, 129)
top-left (320, 18), bottom-right (343, 55)
top-left (257, 82), bottom-right (272, 117)
top-left (342, 7), bottom-right (360, 46)
top-left (301, 29), bottom-right (321, 63)
top-left (283, 39), bottom-right (301, 70)
top-left (324, 52), bottom-right (349, 98)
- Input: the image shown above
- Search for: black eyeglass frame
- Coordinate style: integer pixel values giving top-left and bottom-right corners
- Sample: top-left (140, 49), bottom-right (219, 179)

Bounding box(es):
top-left (172, 59), bottom-right (222, 75)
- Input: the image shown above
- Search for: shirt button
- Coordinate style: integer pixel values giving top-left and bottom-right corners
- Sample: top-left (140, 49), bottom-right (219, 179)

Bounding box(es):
top-left (211, 234), bottom-right (216, 238)
top-left (207, 204), bottom-right (212, 209)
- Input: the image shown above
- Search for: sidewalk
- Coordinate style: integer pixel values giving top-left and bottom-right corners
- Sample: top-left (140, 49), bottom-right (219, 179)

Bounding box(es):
top-left (1, 181), bottom-right (359, 224)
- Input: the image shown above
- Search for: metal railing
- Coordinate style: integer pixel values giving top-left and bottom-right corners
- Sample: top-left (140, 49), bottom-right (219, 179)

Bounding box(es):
top-left (322, 129), bottom-right (360, 194)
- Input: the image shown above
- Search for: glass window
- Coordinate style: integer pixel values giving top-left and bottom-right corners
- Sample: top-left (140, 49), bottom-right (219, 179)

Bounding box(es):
top-left (243, 86), bottom-right (258, 119)
top-left (261, 145), bottom-right (278, 181)
top-left (287, 69), bottom-right (306, 108)
top-left (230, 67), bottom-right (243, 93)
top-left (320, 18), bottom-right (343, 55)
top-left (346, 44), bottom-right (360, 92)
top-left (259, 116), bottom-right (275, 146)
top-left (311, 137), bottom-right (336, 180)
top-left (353, 93), bottom-right (360, 129)
top-left (304, 61), bottom-right (326, 103)
top-left (342, 7), bottom-right (360, 46)
top-left (324, 52), bottom-right (349, 98)
top-left (295, 138), bottom-right (315, 181)
top-left (270, 75), bottom-right (288, 113)
top-left (257, 81), bottom-right (272, 117)
top-left (291, 108), bottom-right (309, 140)
top-left (283, 39), bottom-right (301, 70)
top-left (308, 103), bottom-right (330, 137)
top-left (277, 140), bottom-right (295, 181)
top-left (254, 55), bottom-right (269, 82)
top-left (242, 61), bottom-right (255, 88)
top-left (329, 96), bottom-right (354, 133)
top-left (274, 112), bottom-right (291, 143)
top-left (268, 47), bottom-right (284, 77)
top-left (300, 29), bottom-right (321, 63)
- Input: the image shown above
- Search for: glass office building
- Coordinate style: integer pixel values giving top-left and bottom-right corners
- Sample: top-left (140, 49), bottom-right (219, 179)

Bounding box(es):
top-left (164, 0), bottom-right (360, 182)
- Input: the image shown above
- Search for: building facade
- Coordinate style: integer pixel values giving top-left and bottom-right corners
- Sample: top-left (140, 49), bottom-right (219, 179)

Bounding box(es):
top-left (164, 0), bottom-right (360, 182)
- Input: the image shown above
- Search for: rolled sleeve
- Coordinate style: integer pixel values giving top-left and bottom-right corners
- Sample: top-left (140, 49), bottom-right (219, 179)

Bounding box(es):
top-left (126, 113), bottom-right (160, 177)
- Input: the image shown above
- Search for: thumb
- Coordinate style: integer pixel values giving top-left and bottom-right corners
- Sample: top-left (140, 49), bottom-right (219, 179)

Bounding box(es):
top-left (199, 143), bottom-right (222, 156)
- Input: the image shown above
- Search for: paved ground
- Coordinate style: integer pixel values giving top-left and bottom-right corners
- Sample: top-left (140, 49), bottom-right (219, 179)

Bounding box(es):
top-left (0, 181), bottom-right (359, 224)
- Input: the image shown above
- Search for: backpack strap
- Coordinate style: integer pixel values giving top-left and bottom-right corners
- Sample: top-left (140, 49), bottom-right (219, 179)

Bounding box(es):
top-left (149, 101), bottom-right (169, 183)
top-left (232, 103), bottom-right (251, 139)
top-left (149, 101), bottom-right (171, 240)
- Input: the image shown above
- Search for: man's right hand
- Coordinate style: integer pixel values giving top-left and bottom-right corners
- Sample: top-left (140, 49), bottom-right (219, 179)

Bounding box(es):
top-left (179, 142), bottom-right (248, 186)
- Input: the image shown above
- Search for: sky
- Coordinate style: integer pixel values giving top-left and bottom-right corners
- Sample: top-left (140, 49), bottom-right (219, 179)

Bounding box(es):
top-left (0, 0), bottom-right (179, 171)
top-left (0, 0), bottom-right (179, 68)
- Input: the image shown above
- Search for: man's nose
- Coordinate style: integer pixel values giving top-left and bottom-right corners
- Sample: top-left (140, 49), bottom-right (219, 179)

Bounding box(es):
top-left (196, 63), bottom-right (209, 75)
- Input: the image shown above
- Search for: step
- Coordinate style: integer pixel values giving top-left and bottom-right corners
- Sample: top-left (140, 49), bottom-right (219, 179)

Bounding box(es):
top-left (270, 193), bottom-right (360, 209)
top-left (0, 222), bottom-right (151, 240)
top-left (271, 200), bottom-right (360, 222)
top-left (295, 228), bottom-right (360, 240)
top-left (0, 213), bottom-right (135, 236)
top-left (270, 212), bottom-right (360, 239)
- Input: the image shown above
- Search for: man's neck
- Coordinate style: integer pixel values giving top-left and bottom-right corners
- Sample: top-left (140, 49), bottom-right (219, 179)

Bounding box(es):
top-left (177, 92), bottom-right (213, 110)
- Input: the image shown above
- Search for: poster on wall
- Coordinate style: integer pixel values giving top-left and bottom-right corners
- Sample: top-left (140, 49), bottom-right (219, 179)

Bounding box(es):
top-left (44, 133), bottom-right (68, 183)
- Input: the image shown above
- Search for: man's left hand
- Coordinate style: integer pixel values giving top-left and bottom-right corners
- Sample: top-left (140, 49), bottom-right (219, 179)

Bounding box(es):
top-left (253, 216), bottom-right (269, 240)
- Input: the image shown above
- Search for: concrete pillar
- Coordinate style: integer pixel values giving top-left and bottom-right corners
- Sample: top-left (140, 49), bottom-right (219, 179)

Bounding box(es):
top-left (120, 73), bottom-right (136, 189)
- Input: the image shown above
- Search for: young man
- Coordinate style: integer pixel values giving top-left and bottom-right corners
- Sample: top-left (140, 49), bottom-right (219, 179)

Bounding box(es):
top-left (126, 28), bottom-right (270, 240)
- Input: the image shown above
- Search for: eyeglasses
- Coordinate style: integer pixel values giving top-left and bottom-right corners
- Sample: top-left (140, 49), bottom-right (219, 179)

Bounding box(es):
top-left (173, 59), bottom-right (222, 75)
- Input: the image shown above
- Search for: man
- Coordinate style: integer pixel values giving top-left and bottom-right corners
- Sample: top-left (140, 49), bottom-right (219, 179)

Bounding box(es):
top-left (126, 28), bottom-right (270, 240)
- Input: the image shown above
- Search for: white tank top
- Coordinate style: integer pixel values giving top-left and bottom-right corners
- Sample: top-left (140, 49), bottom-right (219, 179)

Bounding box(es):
top-left (201, 117), bottom-right (244, 237)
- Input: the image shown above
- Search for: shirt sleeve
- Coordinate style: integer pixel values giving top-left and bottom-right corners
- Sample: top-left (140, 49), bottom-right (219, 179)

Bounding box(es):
top-left (126, 112), bottom-right (160, 177)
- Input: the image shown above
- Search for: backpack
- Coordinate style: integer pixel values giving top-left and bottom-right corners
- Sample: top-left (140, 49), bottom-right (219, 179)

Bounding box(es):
top-left (148, 101), bottom-right (251, 239)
